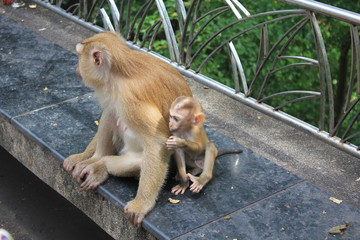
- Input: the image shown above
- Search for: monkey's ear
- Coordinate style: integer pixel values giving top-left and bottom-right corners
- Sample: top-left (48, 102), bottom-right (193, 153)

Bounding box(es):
top-left (76, 43), bottom-right (84, 54)
top-left (92, 51), bottom-right (105, 67)
top-left (194, 113), bottom-right (205, 125)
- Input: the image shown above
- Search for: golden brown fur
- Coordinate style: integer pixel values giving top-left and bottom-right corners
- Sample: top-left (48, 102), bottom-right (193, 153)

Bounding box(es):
top-left (166, 97), bottom-right (218, 195)
top-left (63, 32), bottom-right (192, 225)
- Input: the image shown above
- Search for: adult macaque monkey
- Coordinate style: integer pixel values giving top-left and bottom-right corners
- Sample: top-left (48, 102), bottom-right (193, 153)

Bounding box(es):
top-left (166, 97), bottom-right (242, 195)
top-left (63, 32), bottom-right (192, 225)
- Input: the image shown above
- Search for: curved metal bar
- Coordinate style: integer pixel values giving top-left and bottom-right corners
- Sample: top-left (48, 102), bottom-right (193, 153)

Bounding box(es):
top-left (341, 132), bottom-right (360, 144)
top-left (155, 0), bottom-right (180, 62)
top-left (188, 7), bottom-right (230, 47)
top-left (345, 26), bottom-right (359, 110)
top-left (331, 98), bottom-right (360, 137)
top-left (341, 108), bottom-right (360, 142)
top-left (124, 0), bottom-right (132, 38)
top-left (33, 0), bottom-right (104, 32)
top-left (149, 21), bottom-right (163, 51)
top-left (185, 0), bottom-right (201, 65)
top-left (91, 0), bottom-right (107, 25)
top-left (127, 1), bottom-right (151, 39)
top-left (100, 8), bottom-right (115, 32)
top-left (107, 0), bottom-right (120, 32)
top-left (133, 0), bottom-right (154, 43)
top-left (85, 0), bottom-right (103, 22)
top-left (140, 20), bottom-right (162, 48)
top-left (351, 25), bottom-right (360, 96)
top-left (229, 48), bottom-right (241, 93)
top-left (259, 90), bottom-right (320, 102)
top-left (179, 0), bottom-right (197, 65)
top-left (66, 3), bottom-right (79, 14)
top-left (257, 16), bottom-right (310, 100)
top-left (270, 62), bottom-right (318, 74)
top-left (175, 0), bottom-right (187, 34)
top-left (274, 95), bottom-right (320, 111)
top-left (195, 5), bottom-right (228, 23)
top-left (278, 55), bottom-right (319, 64)
top-left (228, 41), bottom-right (248, 93)
top-left (192, 13), bottom-right (307, 71)
top-left (256, 24), bottom-right (269, 71)
top-left (248, 17), bottom-right (309, 97)
top-left (309, 12), bottom-right (334, 132)
top-left (226, 0), bottom-right (242, 19)
top-left (232, 0), bottom-right (251, 17)
top-left (190, 11), bottom-right (306, 69)
top-left (279, 0), bottom-right (360, 25)
top-left (118, 0), bottom-right (125, 34)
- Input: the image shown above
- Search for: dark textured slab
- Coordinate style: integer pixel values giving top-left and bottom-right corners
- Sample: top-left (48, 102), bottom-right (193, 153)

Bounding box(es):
top-left (13, 94), bottom-right (101, 158)
top-left (13, 95), bottom-right (302, 239)
top-left (144, 127), bottom-right (302, 239)
top-left (0, 14), bottom-right (91, 118)
top-left (175, 182), bottom-right (360, 240)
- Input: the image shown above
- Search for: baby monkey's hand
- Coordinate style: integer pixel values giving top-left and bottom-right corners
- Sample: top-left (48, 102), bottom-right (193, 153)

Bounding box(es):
top-left (166, 136), bottom-right (185, 149)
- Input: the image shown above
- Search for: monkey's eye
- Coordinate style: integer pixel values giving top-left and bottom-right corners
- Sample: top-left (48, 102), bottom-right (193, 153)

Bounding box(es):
top-left (173, 116), bottom-right (179, 122)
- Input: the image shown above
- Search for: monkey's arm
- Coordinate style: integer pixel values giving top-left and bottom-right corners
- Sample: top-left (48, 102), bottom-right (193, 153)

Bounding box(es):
top-left (92, 109), bottom-right (119, 157)
top-left (188, 142), bottom-right (218, 193)
top-left (70, 110), bottom-right (119, 182)
top-left (166, 136), bottom-right (203, 155)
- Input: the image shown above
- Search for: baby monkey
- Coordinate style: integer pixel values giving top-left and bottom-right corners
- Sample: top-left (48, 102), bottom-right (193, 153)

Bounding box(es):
top-left (166, 96), bottom-right (242, 194)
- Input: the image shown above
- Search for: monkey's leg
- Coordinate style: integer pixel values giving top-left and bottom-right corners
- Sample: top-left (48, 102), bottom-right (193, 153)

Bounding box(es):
top-left (79, 153), bottom-right (142, 191)
top-left (188, 142), bottom-right (217, 193)
top-left (63, 133), bottom-right (97, 173)
top-left (125, 141), bottom-right (170, 226)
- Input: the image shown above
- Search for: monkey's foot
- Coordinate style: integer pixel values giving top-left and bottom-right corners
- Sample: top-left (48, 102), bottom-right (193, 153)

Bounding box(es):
top-left (124, 199), bottom-right (154, 227)
top-left (79, 161), bottom-right (108, 190)
top-left (187, 173), bottom-right (204, 193)
top-left (171, 182), bottom-right (189, 195)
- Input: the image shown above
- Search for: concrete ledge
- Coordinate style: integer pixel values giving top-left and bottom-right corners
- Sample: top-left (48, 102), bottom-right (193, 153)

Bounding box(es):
top-left (0, 117), bottom-right (154, 240)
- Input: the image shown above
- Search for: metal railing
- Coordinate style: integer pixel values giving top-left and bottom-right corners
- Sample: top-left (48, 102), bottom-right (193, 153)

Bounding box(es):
top-left (33, 0), bottom-right (360, 158)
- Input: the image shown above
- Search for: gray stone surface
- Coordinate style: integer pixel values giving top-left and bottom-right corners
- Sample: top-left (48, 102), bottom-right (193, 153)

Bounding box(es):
top-left (176, 182), bottom-right (360, 240)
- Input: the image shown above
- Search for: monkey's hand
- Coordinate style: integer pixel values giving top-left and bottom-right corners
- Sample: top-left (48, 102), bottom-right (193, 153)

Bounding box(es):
top-left (166, 136), bottom-right (185, 150)
top-left (63, 153), bottom-right (89, 173)
top-left (124, 199), bottom-right (154, 227)
top-left (187, 173), bottom-right (204, 193)
top-left (79, 161), bottom-right (108, 191)
top-left (72, 157), bottom-right (99, 183)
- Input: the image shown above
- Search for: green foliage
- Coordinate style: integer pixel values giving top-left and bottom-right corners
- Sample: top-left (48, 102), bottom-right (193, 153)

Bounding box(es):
top-left (62, 0), bottom-right (360, 146)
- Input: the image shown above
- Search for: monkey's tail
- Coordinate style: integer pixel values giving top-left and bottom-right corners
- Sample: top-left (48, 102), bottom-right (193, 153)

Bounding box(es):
top-left (217, 149), bottom-right (243, 158)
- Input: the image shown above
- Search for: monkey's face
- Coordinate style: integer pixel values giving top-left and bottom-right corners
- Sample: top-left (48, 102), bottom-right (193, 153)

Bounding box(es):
top-left (169, 108), bottom-right (192, 133)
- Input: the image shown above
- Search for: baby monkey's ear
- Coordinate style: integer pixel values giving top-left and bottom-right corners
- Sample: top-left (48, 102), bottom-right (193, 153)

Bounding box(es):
top-left (193, 112), bottom-right (205, 125)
